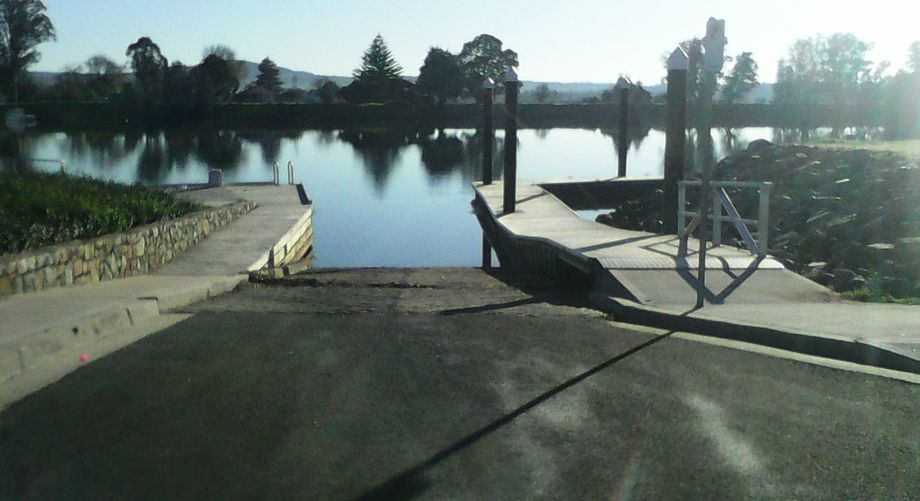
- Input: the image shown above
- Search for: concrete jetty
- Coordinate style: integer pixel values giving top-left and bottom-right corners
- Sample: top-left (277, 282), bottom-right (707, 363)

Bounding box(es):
top-left (473, 180), bottom-right (920, 373)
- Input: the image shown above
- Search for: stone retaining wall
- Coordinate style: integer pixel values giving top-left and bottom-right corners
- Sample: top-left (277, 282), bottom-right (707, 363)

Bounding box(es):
top-left (0, 200), bottom-right (256, 296)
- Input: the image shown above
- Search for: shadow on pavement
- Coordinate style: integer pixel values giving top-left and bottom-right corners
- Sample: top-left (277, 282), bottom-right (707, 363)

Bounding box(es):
top-left (355, 330), bottom-right (676, 500)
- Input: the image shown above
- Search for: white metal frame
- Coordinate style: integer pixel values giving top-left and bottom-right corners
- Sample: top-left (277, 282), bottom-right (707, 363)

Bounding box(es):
top-left (678, 180), bottom-right (772, 258)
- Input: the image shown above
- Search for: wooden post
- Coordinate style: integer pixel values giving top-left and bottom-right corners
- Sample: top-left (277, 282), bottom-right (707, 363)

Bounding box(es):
top-left (615, 77), bottom-right (630, 178)
top-left (503, 67), bottom-right (519, 215)
top-left (482, 78), bottom-right (494, 185)
top-left (482, 234), bottom-right (492, 269)
top-left (664, 46), bottom-right (689, 234)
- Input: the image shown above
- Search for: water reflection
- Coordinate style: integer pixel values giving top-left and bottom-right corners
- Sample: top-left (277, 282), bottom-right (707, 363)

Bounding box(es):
top-left (57, 127), bottom-right (248, 182)
top-left (335, 128), bottom-right (511, 190)
top-left (337, 129), bottom-right (413, 191)
top-left (600, 125), bottom-right (652, 173)
top-left (237, 130), bottom-right (304, 165)
top-left (7, 125), bottom-right (841, 267)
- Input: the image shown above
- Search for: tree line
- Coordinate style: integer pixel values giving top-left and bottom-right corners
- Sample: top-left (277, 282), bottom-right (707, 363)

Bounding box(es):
top-left (773, 34), bottom-right (920, 137)
top-left (0, 0), bottom-right (918, 137)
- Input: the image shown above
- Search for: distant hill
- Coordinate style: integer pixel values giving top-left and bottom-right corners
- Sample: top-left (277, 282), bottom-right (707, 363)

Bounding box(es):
top-left (236, 61), bottom-right (352, 89)
top-left (26, 61), bottom-right (355, 91)
top-left (27, 62), bottom-right (774, 103)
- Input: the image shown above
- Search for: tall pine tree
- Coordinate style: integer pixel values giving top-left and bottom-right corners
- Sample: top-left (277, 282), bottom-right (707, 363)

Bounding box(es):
top-left (254, 57), bottom-right (283, 94)
top-left (354, 34), bottom-right (403, 83)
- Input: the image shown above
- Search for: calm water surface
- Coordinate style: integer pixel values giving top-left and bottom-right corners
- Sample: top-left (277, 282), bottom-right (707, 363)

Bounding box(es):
top-left (24, 127), bottom-right (777, 267)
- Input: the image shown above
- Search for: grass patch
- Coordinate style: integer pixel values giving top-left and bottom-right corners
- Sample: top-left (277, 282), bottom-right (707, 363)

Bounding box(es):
top-left (807, 139), bottom-right (920, 160)
top-left (841, 288), bottom-right (920, 306)
top-left (0, 171), bottom-right (203, 255)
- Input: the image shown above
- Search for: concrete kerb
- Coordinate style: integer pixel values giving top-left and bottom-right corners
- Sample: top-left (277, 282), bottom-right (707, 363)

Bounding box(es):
top-left (1, 275), bottom-right (247, 386)
top-left (589, 292), bottom-right (920, 375)
top-left (1, 313), bottom-right (193, 410)
top-left (0, 299), bottom-right (159, 382)
top-left (140, 275), bottom-right (248, 312)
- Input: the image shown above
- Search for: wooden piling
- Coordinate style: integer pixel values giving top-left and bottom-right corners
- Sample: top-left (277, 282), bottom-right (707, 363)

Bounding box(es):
top-left (503, 68), bottom-right (519, 215)
top-left (615, 77), bottom-right (630, 178)
top-left (482, 78), bottom-right (494, 185)
top-left (664, 47), bottom-right (689, 234)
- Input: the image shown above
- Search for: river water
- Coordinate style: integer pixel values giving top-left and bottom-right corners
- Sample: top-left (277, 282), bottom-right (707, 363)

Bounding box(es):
top-left (20, 126), bottom-right (780, 267)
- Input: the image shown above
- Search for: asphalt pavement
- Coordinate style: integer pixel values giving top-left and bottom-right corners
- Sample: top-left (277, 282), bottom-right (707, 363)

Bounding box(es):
top-left (1, 269), bottom-right (917, 499)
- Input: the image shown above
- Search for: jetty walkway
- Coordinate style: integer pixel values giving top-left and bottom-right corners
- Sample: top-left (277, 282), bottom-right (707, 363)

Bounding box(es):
top-left (474, 180), bottom-right (920, 374)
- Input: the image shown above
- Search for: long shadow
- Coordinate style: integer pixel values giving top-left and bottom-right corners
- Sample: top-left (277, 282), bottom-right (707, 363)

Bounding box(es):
top-left (354, 330), bottom-right (676, 500)
top-left (515, 192), bottom-right (548, 205)
top-left (439, 298), bottom-right (541, 316)
top-left (495, 192), bottom-right (548, 218)
top-left (575, 234), bottom-right (661, 253)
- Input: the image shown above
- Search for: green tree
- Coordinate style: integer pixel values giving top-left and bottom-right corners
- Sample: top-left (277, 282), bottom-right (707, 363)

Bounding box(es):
top-left (0, 0), bottom-right (55, 102)
top-left (203, 45), bottom-right (235, 62)
top-left (254, 57), bottom-right (283, 95)
top-left (908, 41), bottom-right (920, 74)
top-left (354, 34), bottom-right (403, 83)
top-left (163, 61), bottom-right (195, 108)
top-left (820, 33), bottom-right (875, 106)
top-left (203, 44), bottom-right (244, 80)
top-left (776, 34), bottom-right (877, 108)
top-left (774, 37), bottom-right (820, 108)
top-left (126, 37), bottom-right (168, 102)
top-left (341, 34), bottom-right (411, 103)
top-left (457, 34), bottom-right (518, 94)
top-left (533, 83), bottom-right (552, 103)
top-left (189, 54), bottom-right (239, 106)
top-left (720, 52), bottom-right (759, 103)
top-left (313, 78), bottom-right (339, 104)
top-left (84, 54), bottom-right (123, 98)
top-left (51, 65), bottom-right (90, 101)
top-left (416, 47), bottom-right (463, 104)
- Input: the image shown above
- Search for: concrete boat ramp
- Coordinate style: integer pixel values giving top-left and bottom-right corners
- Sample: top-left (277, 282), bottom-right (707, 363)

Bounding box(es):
top-left (473, 180), bottom-right (920, 374)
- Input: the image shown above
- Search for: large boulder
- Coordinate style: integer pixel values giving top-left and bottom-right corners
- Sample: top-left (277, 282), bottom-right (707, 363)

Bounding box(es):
top-left (832, 268), bottom-right (866, 292)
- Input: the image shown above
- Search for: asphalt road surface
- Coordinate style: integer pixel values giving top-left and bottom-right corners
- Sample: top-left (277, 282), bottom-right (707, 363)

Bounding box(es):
top-left (1, 269), bottom-right (917, 500)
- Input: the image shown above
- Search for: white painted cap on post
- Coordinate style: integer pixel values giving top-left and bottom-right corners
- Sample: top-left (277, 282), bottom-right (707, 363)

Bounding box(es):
top-left (503, 67), bottom-right (518, 83)
top-left (614, 76), bottom-right (632, 90)
top-left (667, 46), bottom-right (690, 71)
top-left (482, 77), bottom-right (494, 90)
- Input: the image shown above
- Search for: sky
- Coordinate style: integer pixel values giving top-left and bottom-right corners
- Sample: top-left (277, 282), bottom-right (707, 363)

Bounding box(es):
top-left (36, 0), bottom-right (919, 84)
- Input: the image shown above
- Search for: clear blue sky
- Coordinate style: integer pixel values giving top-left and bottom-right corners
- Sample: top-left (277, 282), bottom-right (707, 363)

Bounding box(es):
top-left (37, 0), bottom-right (918, 83)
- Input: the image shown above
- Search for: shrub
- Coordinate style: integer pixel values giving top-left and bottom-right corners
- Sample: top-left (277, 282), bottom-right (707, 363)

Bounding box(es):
top-left (0, 171), bottom-right (202, 254)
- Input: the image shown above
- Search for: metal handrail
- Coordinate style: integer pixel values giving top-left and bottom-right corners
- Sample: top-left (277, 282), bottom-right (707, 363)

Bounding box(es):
top-left (286, 161), bottom-right (295, 185)
top-left (272, 162), bottom-right (280, 185)
top-left (678, 180), bottom-right (772, 258)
